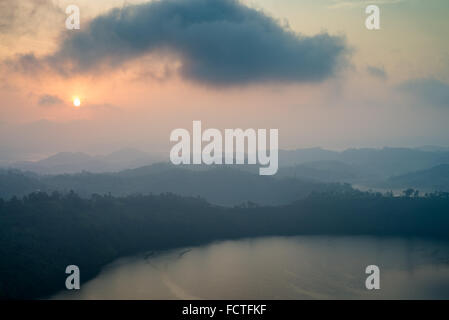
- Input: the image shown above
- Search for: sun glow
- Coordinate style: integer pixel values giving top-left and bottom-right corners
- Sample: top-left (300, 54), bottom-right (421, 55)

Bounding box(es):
top-left (73, 97), bottom-right (81, 107)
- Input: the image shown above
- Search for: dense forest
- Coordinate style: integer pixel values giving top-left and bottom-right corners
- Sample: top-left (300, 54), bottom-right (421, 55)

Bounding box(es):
top-left (1, 189), bottom-right (449, 299)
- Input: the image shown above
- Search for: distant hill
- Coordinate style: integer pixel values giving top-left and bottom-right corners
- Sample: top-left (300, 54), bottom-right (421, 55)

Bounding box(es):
top-left (9, 148), bottom-right (165, 174)
top-left (277, 160), bottom-right (362, 183)
top-left (279, 148), bottom-right (340, 166)
top-left (339, 147), bottom-right (449, 177)
top-left (12, 152), bottom-right (110, 174)
top-left (5, 146), bottom-right (449, 178)
top-left (386, 164), bottom-right (449, 192)
top-left (0, 164), bottom-right (350, 206)
top-left (100, 148), bottom-right (162, 168)
top-left (3, 147), bottom-right (449, 192)
top-left (280, 147), bottom-right (449, 180)
top-left (414, 145), bottom-right (449, 152)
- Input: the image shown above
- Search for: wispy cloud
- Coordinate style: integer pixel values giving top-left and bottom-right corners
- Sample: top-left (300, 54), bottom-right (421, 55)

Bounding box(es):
top-left (398, 78), bottom-right (449, 107)
top-left (366, 65), bottom-right (387, 80)
top-left (38, 94), bottom-right (63, 106)
top-left (0, 0), bottom-right (63, 35)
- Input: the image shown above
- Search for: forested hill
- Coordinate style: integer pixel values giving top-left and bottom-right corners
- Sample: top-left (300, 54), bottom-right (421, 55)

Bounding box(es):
top-left (1, 190), bottom-right (449, 299)
top-left (0, 165), bottom-right (349, 206)
top-left (385, 164), bottom-right (449, 191)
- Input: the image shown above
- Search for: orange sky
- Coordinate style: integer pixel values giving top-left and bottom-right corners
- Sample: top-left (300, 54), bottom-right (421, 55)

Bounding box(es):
top-left (0, 0), bottom-right (448, 160)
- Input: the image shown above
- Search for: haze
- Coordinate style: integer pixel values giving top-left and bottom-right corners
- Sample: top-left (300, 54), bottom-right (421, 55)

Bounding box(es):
top-left (1, 0), bottom-right (448, 162)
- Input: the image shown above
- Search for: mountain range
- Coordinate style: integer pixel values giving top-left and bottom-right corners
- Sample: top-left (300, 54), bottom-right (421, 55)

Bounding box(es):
top-left (2, 146), bottom-right (449, 195)
top-left (9, 148), bottom-right (166, 174)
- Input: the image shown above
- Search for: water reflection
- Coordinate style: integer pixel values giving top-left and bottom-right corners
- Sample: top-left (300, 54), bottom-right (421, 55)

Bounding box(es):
top-left (54, 236), bottom-right (449, 299)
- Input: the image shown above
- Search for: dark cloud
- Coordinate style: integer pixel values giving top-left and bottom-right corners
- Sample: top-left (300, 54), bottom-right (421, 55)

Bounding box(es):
top-left (398, 78), bottom-right (449, 107)
top-left (38, 94), bottom-right (63, 106)
top-left (366, 65), bottom-right (387, 79)
top-left (6, 53), bottom-right (44, 74)
top-left (13, 0), bottom-right (349, 85)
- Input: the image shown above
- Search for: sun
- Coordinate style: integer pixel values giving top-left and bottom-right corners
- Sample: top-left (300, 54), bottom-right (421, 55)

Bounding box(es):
top-left (73, 97), bottom-right (81, 107)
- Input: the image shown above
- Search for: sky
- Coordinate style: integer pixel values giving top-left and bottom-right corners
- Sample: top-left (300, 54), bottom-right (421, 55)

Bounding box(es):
top-left (0, 0), bottom-right (448, 161)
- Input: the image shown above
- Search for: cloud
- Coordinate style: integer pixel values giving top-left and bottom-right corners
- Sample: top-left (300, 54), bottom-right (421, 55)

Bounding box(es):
top-left (398, 78), bottom-right (449, 107)
top-left (6, 53), bottom-right (44, 74)
top-left (0, 0), bottom-right (63, 35)
top-left (10, 0), bottom-right (349, 86)
top-left (38, 94), bottom-right (63, 106)
top-left (366, 66), bottom-right (387, 79)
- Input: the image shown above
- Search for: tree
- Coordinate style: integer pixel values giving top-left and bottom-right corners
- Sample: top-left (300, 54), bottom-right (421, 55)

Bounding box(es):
top-left (402, 188), bottom-right (415, 198)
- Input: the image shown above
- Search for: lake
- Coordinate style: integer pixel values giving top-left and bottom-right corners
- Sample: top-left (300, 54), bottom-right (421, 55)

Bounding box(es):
top-left (53, 236), bottom-right (449, 299)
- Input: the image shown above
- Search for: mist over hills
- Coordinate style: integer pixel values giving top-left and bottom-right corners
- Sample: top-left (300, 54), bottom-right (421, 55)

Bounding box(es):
top-left (385, 164), bottom-right (449, 192)
top-left (2, 146), bottom-right (449, 197)
top-left (280, 147), bottom-right (449, 177)
top-left (277, 160), bottom-right (365, 183)
top-left (5, 146), bottom-right (449, 175)
top-left (2, 146), bottom-right (449, 299)
top-left (9, 148), bottom-right (165, 174)
top-left (278, 147), bottom-right (449, 190)
top-left (414, 146), bottom-right (449, 153)
top-left (0, 164), bottom-right (350, 206)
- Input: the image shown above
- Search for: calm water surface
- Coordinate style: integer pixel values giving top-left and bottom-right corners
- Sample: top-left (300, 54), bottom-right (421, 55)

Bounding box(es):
top-left (54, 236), bottom-right (449, 299)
